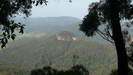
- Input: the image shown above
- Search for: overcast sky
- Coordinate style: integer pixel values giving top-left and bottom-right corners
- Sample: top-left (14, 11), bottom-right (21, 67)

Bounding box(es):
top-left (31, 0), bottom-right (99, 19)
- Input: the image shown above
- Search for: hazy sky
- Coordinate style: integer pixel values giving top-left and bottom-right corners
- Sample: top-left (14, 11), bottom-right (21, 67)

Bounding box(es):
top-left (31, 0), bottom-right (99, 19)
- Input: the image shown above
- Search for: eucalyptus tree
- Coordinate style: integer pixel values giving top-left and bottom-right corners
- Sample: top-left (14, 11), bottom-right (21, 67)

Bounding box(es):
top-left (80, 0), bottom-right (133, 75)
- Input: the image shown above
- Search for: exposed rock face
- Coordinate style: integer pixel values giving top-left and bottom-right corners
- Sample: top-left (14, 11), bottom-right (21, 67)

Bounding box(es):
top-left (56, 31), bottom-right (80, 41)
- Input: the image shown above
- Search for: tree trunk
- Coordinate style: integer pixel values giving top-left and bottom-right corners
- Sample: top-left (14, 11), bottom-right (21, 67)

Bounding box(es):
top-left (110, 1), bottom-right (128, 75)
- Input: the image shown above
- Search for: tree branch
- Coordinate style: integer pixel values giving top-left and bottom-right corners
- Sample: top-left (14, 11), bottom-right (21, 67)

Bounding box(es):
top-left (96, 29), bottom-right (114, 44)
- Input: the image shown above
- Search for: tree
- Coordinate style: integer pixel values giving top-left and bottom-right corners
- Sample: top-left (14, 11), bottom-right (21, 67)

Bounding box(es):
top-left (80, 0), bottom-right (133, 75)
top-left (0, 0), bottom-right (49, 48)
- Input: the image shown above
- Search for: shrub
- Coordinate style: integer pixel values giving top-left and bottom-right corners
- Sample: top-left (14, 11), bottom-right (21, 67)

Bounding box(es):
top-left (30, 65), bottom-right (89, 75)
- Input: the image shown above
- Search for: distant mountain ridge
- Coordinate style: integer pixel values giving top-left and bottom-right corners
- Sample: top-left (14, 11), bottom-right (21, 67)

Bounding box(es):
top-left (14, 16), bottom-right (107, 42)
top-left (15, 16), bottom-right (82, 36)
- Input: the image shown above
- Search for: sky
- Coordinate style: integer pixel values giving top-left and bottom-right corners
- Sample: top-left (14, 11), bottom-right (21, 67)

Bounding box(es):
top-left (31, 0), bottom-right (99, 19)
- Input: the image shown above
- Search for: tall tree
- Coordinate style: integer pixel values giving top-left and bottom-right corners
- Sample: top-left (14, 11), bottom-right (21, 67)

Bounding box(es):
top-left (80, 0), bottom-right (133, 75)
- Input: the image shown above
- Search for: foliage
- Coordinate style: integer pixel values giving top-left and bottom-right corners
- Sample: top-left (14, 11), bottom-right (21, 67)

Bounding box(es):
top-left (31, 65), bottom-right (89, 75)
top-left (0, 0), bottom-right (49, 48)
top-left (110, 69), bottom-right (118, 75)
top-left (80, 3), bottom-right (100, 36)
top-left (80, 0), bottom-right (133, 43)
top-left (110, 68), bottom-right (133, 75)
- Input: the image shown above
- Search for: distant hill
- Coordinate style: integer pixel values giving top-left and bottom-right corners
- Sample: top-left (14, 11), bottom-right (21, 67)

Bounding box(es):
top-left (0, 31), bottom-right (116, 75)
top-left (15, 16), bottom-right (105, 42)
top-left (15, 16), bottom-right (82, 36)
